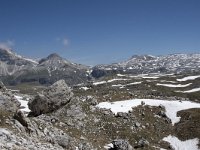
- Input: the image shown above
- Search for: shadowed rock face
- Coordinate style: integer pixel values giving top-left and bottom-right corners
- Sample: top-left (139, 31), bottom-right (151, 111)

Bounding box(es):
top-left (28, 80), bottom-right (73, 116)
top-left (0, 81), bottom-right (20, 113)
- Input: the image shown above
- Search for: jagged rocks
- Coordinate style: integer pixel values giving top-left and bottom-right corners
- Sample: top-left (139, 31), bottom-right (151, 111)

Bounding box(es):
top-left (135, 138), bottom-right (149, 148)
top-left (13, 110), bottom-right (29, 127)
top-left (0, 82), bottom-right (20, 113)
top-left (28, 80), bottom-right (73, 116)
top-left (86, 96), bottom-right (98, 106)
top-left (109, 139), bottom-right (134, 150)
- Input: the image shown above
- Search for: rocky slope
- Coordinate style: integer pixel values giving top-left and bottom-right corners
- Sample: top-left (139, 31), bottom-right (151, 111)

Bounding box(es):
top-left (1, 73), bottom-right (200, 149)
top-left (0, 48), bottom-right (90, 86)
top-left (91, 54), bottom-right (200, 78)
top-left (0, 48), bottom-right (37, 76)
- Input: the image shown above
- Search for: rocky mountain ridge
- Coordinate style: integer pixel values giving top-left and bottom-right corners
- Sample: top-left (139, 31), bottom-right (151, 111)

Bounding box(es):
top-left (1, 48), bottom-right (200, 85)
top-left (0, 48), bottom-right (90, 85)
top-left (91, 54), bottom-right (200, 78)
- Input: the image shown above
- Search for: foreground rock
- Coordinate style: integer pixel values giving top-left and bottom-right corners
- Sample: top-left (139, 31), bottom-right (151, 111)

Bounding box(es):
top-left (0, 81), bottom-right (20, 113)
top-left (109, 139), bottom-right (134, 150)
top-left (28, 80), bottom-right (73, 116)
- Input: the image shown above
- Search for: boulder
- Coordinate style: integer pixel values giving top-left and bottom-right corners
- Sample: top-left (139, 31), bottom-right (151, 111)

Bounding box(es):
top-left (13, 110), bottom-right (29, 127)
top-left (0, 82), bottom-right (20, 113)
top-left (136, 138), bottom-right (149, 148)
top-left (28, 80), bottom-right (73, 116)
top-left (86, 96), bottom-right (98, 106)
top-left (110, 139), bottom-right (134, 150)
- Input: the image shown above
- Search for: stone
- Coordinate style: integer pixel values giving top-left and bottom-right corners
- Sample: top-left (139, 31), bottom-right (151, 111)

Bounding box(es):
top-left (13, 110), bottom-right (29, 127)
top-left (115, 112), bottom-right (129, 119)
top-left (158, 110), bottom-right (167, 118)
top-left (109, 139), bottom-right (133, 150)
top-left (136, 138), bottom-right (149, 148)
top-left (134, 121), bottom-right (141, 128)
top-left (55, 135), bottom-right (70, 148)
top-left (28, 80), bottom-right (73, 116)
top-left (86, 96), bottom-right (98, 105)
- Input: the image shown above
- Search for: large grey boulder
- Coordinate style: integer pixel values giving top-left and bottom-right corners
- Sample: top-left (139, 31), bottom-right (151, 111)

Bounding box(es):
top-left (110, 139), bottom-right (134, 150)
top-left (0, 81), bottom-right (20, 113)
top-left (28, 80), bottom-right (73, 116)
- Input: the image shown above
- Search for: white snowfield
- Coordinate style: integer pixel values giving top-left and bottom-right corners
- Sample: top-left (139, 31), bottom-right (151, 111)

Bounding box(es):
top-left (14, 95), bottom-right (30, 112)
top-left (96, 99), bottom-right (200, 125)
top-left (177, 75), bottom-right (200, 82)
top-left (156, 83), bottom-right (192, 88)
top-left (176, 87), bottom-right (200, 93)
top-left (162, 135), bottom-right (199, 150)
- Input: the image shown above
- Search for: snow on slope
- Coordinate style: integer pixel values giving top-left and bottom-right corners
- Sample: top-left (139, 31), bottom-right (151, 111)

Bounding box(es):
top-left (177, 75), bottom-right (200, 82)
top-left (5, 49), bottom-right (38, 64)
top-left (79, 87), bottom-right (90, 90)
top-left (176, 87), bottom-right (200, 93)
top-left (163, 135), bottom-right (199, 150)
top-left (93, 81), bottom-right (107, 85)
top-left (156, 83), bottom-right (192, 88)
top-left (111, 82), bottom-right (142, 88)
top-left (93, 78), bottom-right (130, 85)
top-left (14, 95), bottom-right (30, 113)
top-left (107, 78), bottom-right (130, 83)
top-left (96, 99), bottom-right (200, 125)
top-left (142, 76), bottom-right (159, 79)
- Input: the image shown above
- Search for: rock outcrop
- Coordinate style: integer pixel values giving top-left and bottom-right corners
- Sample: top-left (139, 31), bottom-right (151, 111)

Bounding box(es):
top-left (110, 139), bottom-right (134, 150)
top-left (0, 81), bottom-right (20, 113)
top-left (28, 80), bottom-right (73, 116)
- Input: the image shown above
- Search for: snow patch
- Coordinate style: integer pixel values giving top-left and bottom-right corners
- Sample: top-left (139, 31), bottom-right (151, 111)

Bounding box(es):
top-left (156, 83), bottom-right (192, 88)
top-left (142, 76), bottom-right (159, 79)
top-left (14, 95), bottom-right (30, 113)
top-left (177, 75), bottom-right (200, 82)
top-left (96, 99), bottom-right (200, 125)
top-left (93, 81), bottom-right (107, 85)
top-left (176, 87), bottom-right (200, 93)
top-left (117, 74), bottom-right (126, 77)
top-left (107, 78), bottom-right (130, 83)
top-left (126, 82), bottom-right (142, 85)
top-left (162, 135), bottom-right (199, 150)
top-left (79, 87), bottom-right (90, 90)
top-left (111, 82), bottom-right (142, 88)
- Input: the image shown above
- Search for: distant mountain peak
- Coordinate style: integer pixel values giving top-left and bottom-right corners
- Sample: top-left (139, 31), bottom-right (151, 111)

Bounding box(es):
top-left (39, 53), bottom-right (64, 64)
top-left (0, 48), bottom-right (16, 56)
top-left (128, 54), bottom-right (156, 62)
top-left (0, 48), bottom-right (38, 64)
top-left (47, 53), bottom-right (61, 59)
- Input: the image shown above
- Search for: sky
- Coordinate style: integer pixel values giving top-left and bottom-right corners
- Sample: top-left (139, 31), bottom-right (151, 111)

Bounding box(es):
top-left (0, 0), bottom-right (200, 65)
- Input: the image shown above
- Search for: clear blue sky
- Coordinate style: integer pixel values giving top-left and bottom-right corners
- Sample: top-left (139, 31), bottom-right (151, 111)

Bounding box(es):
top-left (0, 0), bottom-right (200, 65)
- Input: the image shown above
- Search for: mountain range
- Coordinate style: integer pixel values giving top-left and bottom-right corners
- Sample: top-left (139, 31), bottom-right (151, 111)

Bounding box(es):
top-left (0, 48), bottom-right (90, 85)
top-left (91, 54), bottom-right (200, 78)
top-left (0, 48), bottom-right (200, 85)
